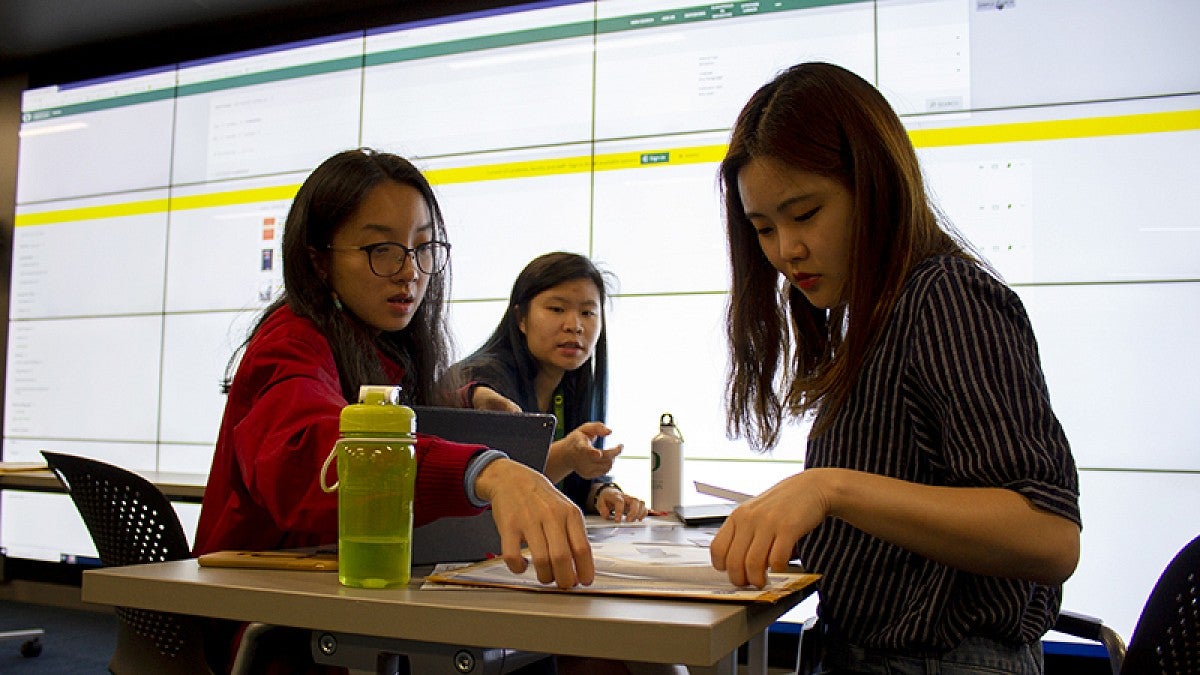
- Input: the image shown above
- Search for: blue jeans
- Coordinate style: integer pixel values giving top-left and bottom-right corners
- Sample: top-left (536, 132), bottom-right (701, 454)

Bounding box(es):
top-left (815, 636), bottom-right (1044, 675)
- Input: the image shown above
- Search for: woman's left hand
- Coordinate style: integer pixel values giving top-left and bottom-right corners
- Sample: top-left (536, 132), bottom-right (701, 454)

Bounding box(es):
top-left (709, 470), bottom-right (831, 588)
top-left (595, 486), bottom-right (647, 522)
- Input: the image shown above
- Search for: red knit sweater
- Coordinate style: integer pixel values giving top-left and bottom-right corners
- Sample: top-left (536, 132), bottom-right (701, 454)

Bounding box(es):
top-left (193, 305), bottom-right (486, 555)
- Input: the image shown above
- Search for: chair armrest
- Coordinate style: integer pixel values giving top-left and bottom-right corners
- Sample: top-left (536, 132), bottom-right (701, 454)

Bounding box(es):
top-left (1052, 610), bottom-right (1126, 675)
top-left (1054, 609), bottom-right (1105, 641)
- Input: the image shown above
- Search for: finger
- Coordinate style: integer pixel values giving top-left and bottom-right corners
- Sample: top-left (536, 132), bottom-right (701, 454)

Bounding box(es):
top-left (522, 523), bottom-right (556, 585)
top-left (598, 445), bottom-right (623, 460)
top-left (575, 421), bottom-right (611, 439)
top-left (544, 518), bottom-right (581, 589)
top-left (723, 520), bottom-right (754, 587)
top-left (593, 455), bottom-right (617, 474)
top-left (607, 495), bottom-right (627, 522)
top-left (623, 497), bottom-right (642, 523)
top-left (631, 499), bottom-right (647, 521)
top-left (566, 512), bottom-right (594, 586)
top-left (710, 519), bottom-right (733, 570)
top-left (495, 515), bottom-right (529, 575)
top-left (743, 531), bottom-right (772, 589)
top-left (598, 495), bottom-right (615, 520)
top-left (768, 538), bottom-right (796, 576)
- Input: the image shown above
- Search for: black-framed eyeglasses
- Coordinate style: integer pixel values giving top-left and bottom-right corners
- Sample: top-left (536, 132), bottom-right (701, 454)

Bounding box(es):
top-left (327, 241), bottom-right (451, 276)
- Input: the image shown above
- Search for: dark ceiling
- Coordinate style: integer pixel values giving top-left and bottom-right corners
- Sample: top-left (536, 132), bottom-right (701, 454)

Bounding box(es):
top-left (0, 0), bottom-right (522, 85)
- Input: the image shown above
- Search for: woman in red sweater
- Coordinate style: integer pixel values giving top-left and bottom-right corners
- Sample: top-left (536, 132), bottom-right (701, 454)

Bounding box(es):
top-left (194, 148), bottom-right (592, 673)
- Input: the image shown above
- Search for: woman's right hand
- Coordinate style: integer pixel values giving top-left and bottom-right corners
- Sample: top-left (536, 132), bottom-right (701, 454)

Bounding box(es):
top-left (471, 386), bottom-right (522, 413)
top-left (543, 421), bottom-right (622, 483)
top-left (475, 458), bottom-right (594, 588)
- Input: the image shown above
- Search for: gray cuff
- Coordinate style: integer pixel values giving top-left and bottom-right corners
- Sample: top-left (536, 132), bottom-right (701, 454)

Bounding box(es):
top-left (465, 448), bottom-right (508, 507)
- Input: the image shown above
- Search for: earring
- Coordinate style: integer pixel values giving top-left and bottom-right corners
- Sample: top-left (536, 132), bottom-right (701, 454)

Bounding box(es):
top-left (332, 293), bottom-right (344, 312)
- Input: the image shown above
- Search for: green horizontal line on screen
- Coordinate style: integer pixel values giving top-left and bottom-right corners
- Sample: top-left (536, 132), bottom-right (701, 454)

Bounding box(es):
top-left (22, 0), bottom-right (857, 120)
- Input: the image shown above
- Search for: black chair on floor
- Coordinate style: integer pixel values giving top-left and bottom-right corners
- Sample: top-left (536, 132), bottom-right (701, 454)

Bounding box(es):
top-left (1053, 532), bottom-right (1200, 675)
top-left (41, 450), bottom-right (219, 674)
top-left (0, 628), bottom-right (44, 657)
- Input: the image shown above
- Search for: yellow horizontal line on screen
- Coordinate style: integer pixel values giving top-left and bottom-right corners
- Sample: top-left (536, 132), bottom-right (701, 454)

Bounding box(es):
top-left (908, 108), bottom-right (1200, 148)
top-left (15, 110), bottom-right (1196, 227)
top-left (15, 184), bottom-right (301, 227)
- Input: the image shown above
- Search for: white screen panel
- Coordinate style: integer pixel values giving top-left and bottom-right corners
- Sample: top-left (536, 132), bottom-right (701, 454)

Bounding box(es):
top-left (591, 133), bottom-right (727, 295)
top-left (0, 492), bottom-right (98, 562)
top-left (606, 293), bottom-right (811, 463)
top-left (914, 95), bottom-right (1200, 285)
top-left (446, 300), bottom-right (509, 366)
top-left (1062, 470), bottom-right (1200, 645)
top-left (164, 174), bottom-right (299, 312)
top-left (159, 310), bottom-right (260, 447)
top-left (4, 316), bottom-right (162, 443)
top-left (595, 0), bottom-right (875, 139)
top-left (16, 68), bottom-right (175, 203)
top-left (171, 35), bottom-right (364, 184)
top-left (10, 190), bottom-right (169, 319)
top-left (0, 438), bottom-right (159, 472)
top-left (421, 148), bottom-right (593, 302)
top-left (363, 3), bottom-right (594, 157)
top-left (876, 0), bottom-right (970, 114)
top-left (0, 439), bottom-right (200, 560)
top-left (968, 0), bottom-right (1200, 110)
top-left (1019, 281), bottom-right (1200, 472)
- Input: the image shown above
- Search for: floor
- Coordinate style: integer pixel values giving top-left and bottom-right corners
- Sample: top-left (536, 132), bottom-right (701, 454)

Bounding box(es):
top-left (0, 598), bottom-right (117, 674)
top-left (0, 598), bottom-right (798, 674)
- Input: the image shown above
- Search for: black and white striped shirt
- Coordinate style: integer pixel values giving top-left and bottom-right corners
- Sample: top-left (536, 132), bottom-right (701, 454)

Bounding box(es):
top-left (800, 255), bottom-right (1081, 651)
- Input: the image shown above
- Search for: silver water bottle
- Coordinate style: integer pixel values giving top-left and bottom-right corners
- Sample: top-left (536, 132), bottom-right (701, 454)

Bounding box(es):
top-left (650, 413), bottom-right (684, 513)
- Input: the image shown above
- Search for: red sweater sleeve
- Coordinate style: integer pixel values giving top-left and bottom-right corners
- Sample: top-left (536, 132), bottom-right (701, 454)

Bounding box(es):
top-left (194, 307), bottom-right (487, 555)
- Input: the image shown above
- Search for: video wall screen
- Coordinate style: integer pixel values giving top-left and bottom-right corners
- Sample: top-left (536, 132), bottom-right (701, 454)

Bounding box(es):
top-left (4, 0), bottom-right (1199, 641)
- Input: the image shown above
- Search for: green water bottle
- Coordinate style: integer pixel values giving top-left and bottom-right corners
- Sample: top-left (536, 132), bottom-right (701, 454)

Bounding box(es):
top-left (320, 385), bottom-right (417, 588)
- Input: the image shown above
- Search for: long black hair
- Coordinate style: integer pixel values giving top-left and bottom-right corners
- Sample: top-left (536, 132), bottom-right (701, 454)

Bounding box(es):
top-left (227, 148), bottom-right (454, 404)
top-left (459, 252), bottom-right (613, 428)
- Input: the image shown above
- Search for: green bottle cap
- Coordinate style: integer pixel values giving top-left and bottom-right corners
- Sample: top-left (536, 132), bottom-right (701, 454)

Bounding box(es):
top-left (339, 385), bottom-right (415, 435)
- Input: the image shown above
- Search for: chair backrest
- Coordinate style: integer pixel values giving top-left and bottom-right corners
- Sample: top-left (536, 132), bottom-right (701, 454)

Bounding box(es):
top-left (41, 451), bottom-right (210, 673)
top-left (41, 451), bottom-right (191, 566)
top-left (1122, 533), bottom-right (1200, 675)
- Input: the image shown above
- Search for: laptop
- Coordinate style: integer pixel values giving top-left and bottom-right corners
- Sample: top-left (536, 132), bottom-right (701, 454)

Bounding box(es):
top-left (409, 406), bottom-right (556, 565)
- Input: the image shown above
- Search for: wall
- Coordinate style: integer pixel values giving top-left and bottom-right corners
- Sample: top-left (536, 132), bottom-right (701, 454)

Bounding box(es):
top-left (0, 72), bottom-right (27, 452)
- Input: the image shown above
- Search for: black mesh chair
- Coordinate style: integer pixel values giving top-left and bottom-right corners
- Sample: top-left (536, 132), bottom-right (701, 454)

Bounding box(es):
top-left (41, 450), bottom-right (214, 674)
top-left (0, 628), bottom-right (43, 657)
top-left (1053, 533), bottom-right (1200, 675)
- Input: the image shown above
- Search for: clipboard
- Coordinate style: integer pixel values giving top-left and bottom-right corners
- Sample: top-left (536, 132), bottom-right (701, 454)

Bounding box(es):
top-left (197, 548), bottom-right (338, 571)
top-left (426, 543), bottom-right (819, 603)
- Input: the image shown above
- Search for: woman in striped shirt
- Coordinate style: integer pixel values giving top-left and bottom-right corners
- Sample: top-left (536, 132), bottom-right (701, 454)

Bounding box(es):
top-left (709, 62), bottom-right (1081, 674)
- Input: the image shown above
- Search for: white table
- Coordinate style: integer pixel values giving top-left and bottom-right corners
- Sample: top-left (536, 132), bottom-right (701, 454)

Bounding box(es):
top-left (82, 553), bottom-right (809, 674)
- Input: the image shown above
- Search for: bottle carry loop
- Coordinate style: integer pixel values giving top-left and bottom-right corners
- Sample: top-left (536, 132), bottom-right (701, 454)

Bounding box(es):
top-left (320, 447), bottom-right (338, 493)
